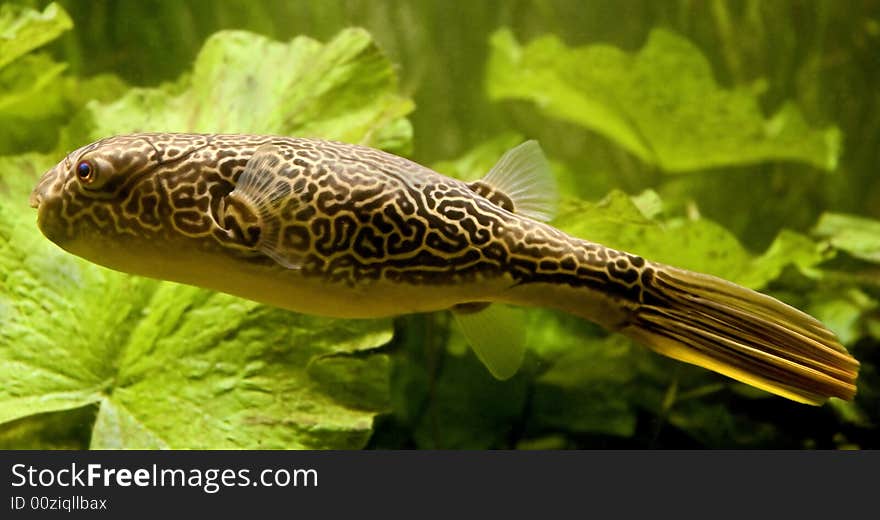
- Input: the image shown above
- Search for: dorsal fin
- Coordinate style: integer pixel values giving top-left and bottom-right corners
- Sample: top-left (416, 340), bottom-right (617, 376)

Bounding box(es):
top-left (469, 140), bottom-right (557, 222)
top-left (452, 303), bottom-right (526, 380)
top-left (229, 143), bottom-right (303, 269)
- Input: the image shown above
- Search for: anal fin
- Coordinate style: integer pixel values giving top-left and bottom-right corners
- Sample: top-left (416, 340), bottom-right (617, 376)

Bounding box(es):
top-left (452, 303), bottom-right (526, 380)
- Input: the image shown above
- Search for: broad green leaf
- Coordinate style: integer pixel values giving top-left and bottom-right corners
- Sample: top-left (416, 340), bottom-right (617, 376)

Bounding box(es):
top-left (487, 28), bottom-right (840, 172)
top-left (0, 54), bottom-right (67, 118)
top-left (432, 132), bottom-right (525, 180)
top-left (554, 190), bottom-right (826, 289)
top-left (555, 191), bottom-right (754, 278)
top-left (91, 285), bottom-right (392, 449)
top-left (813, 212), bottom-right (880, 264)
top-left (529, 316), bottom-right (640, 438)
top-left (6, 69), bottom-right (127, 131)
top-left (808, 288), bottom-right (877, 346)
top-left (79, 28), bottom-right (413, 154)
top-left (736, 229), bottom-right (828, 288)
top-left (0, 3), bottom-right (121, 155)
top-left (0, 3), bottom-right (72, 69)
top-left (0, 55), bottom-right (126, 154)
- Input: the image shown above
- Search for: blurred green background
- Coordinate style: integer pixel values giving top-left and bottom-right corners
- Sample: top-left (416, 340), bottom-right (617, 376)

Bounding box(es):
top-left (1, 0), bottom-right (878, 449)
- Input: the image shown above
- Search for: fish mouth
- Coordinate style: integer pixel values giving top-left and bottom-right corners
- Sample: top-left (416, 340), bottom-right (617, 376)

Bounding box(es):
top-left (29, 187), bottom-right (41, 209)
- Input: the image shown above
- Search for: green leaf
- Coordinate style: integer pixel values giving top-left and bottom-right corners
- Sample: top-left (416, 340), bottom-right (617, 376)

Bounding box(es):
top-left (529, 315), bottom-right (640, 437)
top-left (0, 3), bottom-right (72, 69)
top-left (432, 132), bottom-right (525, 180)
top-left (0, 54), bottom-right (67, 118)
top-left (813, 212), bottom-right (880, 264)
top-left (90, 285), bottom-right (392, 449)
top-left (0, 54), bottom-right (127, 154)
top-left (79, 29), bottom-right (413, 154)
top-left (0, 3), bottom-right (120, 154)
top-left (808, 288), bottom-right (877, 346)
top-left (554, 190), bottom-right (826, 289)
top-left (736, 229), bottom-right (829, 288)
top-left (487, 28), bottom-right (840, 172)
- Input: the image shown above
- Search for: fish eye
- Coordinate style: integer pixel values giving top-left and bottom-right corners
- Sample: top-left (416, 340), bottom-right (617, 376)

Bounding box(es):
top-left (75, 160), bottom-right (96, 183)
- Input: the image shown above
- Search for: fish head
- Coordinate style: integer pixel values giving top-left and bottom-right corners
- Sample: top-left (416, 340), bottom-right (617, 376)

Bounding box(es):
top-left (30, 133), bottom-right (241, 278)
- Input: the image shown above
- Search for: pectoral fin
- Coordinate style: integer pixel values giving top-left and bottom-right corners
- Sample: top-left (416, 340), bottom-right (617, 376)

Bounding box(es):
top-left (452, 303), bottom-right (526, 380)
top-left (231, 144), bottom-right (303, 269)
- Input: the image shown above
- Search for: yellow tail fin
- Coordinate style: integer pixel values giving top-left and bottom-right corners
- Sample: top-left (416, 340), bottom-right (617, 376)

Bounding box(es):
top-left (621, 265), bottom-right (859, 405)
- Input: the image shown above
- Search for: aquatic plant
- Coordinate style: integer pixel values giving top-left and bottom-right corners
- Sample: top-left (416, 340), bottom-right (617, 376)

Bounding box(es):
top-left (1, 2), bottom-right (877, 448)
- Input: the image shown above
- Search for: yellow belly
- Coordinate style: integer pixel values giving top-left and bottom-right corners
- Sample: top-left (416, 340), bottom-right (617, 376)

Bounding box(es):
top-left (66, 233), bottom-right (511, 319)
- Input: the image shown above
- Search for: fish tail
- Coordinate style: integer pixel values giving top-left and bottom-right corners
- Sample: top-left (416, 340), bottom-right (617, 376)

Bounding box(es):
top-left (617, 264), bottom-right (859, 404)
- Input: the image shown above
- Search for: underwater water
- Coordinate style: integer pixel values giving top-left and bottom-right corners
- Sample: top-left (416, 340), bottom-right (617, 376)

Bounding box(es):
top-left (1, 0), bottom-right (878, 449)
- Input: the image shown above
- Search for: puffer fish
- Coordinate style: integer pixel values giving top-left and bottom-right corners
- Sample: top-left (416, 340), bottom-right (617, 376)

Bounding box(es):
top-left (30, 133), bottom-right (859, 405)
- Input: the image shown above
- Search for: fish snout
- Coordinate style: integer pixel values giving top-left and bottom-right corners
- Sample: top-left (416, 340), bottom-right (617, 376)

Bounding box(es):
top-left (30, 165), bottom-right (62, 209)
top-left (28, 186), bottom-right (42, 209)
top-left (30, 164), bottom-right (72, 245)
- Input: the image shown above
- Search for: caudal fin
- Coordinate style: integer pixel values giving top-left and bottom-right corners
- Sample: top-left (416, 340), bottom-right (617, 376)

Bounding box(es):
top-left (620, 265), bottom-right (859, 405)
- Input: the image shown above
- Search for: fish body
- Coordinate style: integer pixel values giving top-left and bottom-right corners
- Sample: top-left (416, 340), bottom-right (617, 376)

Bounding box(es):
top-left (31, 133), bottom-right (859, 404)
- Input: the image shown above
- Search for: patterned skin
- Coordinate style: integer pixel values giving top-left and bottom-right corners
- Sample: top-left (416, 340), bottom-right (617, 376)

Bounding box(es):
top-left (30, 133), bottom-right (859, 404)
top-left (29, 133), bottom-right (641, 320)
